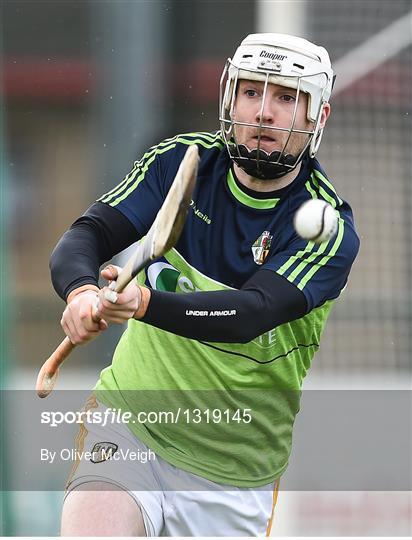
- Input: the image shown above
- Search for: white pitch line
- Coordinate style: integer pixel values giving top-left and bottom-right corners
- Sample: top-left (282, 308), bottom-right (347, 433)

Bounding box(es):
top-left (334, 10), bottom-right (412, 94)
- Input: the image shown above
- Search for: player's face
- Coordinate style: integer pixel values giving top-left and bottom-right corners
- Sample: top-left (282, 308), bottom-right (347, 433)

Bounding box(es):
top-left (232, 80), bottom-right (313, 157)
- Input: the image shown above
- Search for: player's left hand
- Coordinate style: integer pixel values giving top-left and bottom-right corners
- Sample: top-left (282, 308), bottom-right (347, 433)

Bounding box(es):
top-left (96, 265), bottom-right (141, 324)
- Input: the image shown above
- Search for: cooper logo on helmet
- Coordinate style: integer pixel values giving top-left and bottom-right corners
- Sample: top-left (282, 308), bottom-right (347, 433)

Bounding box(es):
top-left (259, 50), bottom-right (287, 61)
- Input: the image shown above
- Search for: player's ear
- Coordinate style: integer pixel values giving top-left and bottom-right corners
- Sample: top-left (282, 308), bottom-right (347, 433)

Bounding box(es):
top-left (319, 102), bottom-right (331, 128)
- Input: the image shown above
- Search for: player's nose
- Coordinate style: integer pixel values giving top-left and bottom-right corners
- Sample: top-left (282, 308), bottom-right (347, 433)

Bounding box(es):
top-left (255, 98), bottom-right (275, 125)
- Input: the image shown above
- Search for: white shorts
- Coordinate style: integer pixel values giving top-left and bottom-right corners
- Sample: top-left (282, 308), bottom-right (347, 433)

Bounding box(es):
top-left (64, 396), bottom-right (279, 536)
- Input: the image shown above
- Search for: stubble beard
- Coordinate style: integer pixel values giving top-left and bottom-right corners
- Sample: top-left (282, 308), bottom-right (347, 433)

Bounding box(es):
top-left (233, 124), bottom-right (312, 161)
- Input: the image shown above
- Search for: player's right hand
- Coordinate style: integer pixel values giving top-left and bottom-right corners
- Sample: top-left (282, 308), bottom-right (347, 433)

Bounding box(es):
top-left (61, 289), bottom-right (108, 345)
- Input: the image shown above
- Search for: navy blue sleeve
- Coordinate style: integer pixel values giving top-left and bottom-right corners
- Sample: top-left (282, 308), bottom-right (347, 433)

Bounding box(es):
top-left (97, 136), bottom-right (189, 236)
top-left (264, 204), bottom-right (360, 311)
top-left (50, 136), bottom-right (200, 301)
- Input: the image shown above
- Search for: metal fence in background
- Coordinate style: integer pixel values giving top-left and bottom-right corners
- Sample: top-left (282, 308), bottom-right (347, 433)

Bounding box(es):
top-left (307, 1), bottom-right (412, 376)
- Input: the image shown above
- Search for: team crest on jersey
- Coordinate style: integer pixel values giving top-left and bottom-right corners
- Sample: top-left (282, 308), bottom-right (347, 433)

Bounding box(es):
top-left (252, 231), bottom-right (273, 265)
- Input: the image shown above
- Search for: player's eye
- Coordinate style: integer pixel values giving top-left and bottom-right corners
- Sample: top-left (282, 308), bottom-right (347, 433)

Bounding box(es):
top-left (244, 89), bottom-right (259, 97)
top-left (281, 95), bottom-right (296, 102)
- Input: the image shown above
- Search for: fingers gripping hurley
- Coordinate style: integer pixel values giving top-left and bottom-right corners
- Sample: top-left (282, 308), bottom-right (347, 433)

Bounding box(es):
top-left (36, 145), bottom-right (199, 398)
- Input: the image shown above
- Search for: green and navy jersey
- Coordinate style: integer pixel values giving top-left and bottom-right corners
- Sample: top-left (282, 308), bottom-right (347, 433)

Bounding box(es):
top-left (95, 131), bottom-right (359, 486)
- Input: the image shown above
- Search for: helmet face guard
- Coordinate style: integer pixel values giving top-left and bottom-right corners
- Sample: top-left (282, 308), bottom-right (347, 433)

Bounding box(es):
top-left (219, 34), bottom-right (334, 180)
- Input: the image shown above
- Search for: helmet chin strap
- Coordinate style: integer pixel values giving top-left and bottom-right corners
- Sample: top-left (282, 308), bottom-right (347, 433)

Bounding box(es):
top-left (231, 144), bottom-right (303, 180)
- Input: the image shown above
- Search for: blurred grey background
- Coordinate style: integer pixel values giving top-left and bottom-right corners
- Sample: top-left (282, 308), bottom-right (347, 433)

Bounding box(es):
top-left (1, 0), bottom-right (411, 536)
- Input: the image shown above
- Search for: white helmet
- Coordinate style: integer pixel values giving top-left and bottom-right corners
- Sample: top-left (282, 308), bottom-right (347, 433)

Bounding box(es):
top-left (219, 33), bottom-right (334, 179)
